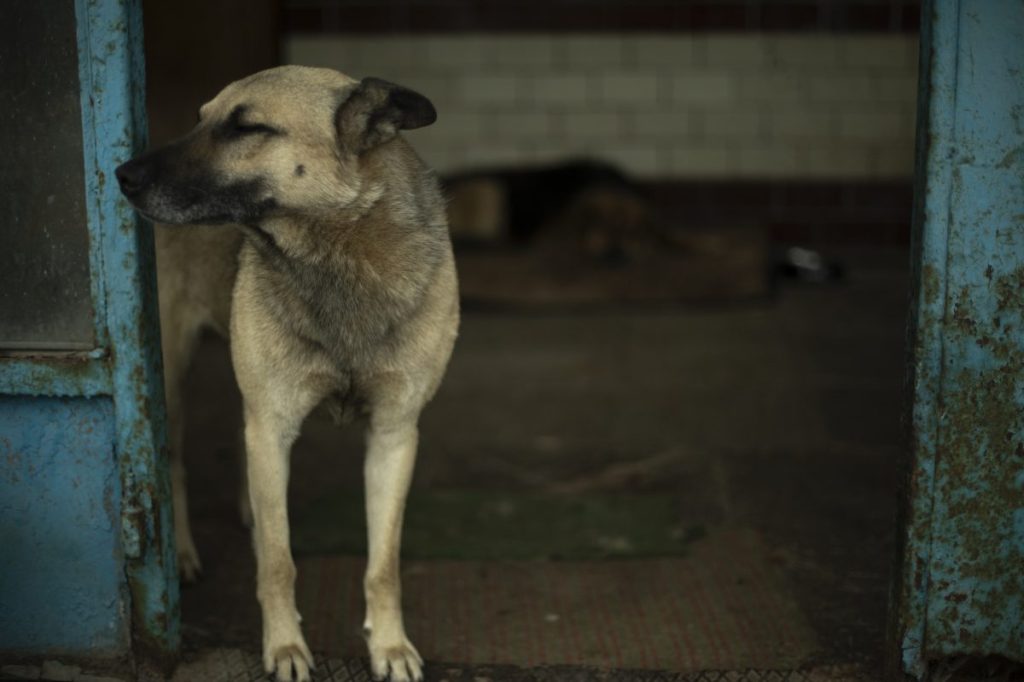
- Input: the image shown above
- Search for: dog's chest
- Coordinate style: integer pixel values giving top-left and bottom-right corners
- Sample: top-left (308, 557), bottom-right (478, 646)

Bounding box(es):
top-left (246, 246), bottom-right (402, 370)
top-left (316, 380), bottom-right (369, 425)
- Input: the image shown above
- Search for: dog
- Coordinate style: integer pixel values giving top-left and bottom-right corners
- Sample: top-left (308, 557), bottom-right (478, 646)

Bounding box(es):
top-left (115, 65), bottom-right (459, 682)
top-left (444, 159), bottom-right (653, 264)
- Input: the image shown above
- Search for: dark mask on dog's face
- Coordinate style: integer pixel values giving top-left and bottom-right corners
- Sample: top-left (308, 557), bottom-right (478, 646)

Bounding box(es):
top-left (114, 129), bottom-right (277, 225)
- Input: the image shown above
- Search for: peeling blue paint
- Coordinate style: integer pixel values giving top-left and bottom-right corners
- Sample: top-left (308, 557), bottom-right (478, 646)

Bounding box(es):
top-left (895, 0), bottom-right (1024, 677)
top-left (74, 0), bottom-right (180, 662)
top-left (0, 0), bottom-right (178, 667)
top-left (0, 350), bottom-right (112, 397)
top-left (0, 396), bottom-right (127, 655)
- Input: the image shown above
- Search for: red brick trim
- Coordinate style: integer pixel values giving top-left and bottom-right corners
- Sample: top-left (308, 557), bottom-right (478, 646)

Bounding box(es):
top-left (284, 1), bottom-right (920, 34)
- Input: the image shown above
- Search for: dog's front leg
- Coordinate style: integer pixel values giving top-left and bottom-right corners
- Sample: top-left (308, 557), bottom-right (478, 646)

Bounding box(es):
top-left (245, 407), bottom-right (314, 682)
top-left (363, 417), bottom-right (423, 682)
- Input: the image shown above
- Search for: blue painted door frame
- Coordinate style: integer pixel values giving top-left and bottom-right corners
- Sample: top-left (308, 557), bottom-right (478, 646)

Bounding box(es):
top-left (892, 0), bottom-right (1024, 677)
top-left (0, 0), bottom-right (178, 665)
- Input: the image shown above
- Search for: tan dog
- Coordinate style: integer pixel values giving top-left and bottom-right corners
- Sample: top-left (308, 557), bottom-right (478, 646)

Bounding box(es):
top-left (115, 66), bottom-right (459, 682)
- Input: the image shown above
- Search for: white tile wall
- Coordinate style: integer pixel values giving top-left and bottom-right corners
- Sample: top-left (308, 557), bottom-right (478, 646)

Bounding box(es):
top-left (529, 75), bottom-right (590, 106)
top-left (564, 37), bottom-right (626, 68)
top-left (286, 33), bottom-right (918, 179)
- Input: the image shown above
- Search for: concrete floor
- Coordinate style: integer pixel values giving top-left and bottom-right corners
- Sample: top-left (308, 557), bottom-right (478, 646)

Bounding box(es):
top-left (174, 247), bottom-right (909, 679)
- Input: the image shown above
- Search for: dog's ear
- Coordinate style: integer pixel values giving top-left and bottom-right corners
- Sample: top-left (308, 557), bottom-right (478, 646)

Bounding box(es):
top-left (335, 77), bottom-right (436, 154)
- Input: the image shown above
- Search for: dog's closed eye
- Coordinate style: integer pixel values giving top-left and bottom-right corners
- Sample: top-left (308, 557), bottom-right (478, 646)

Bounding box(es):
top-left (233, 121), bottom-right (278, 135)
top-left (221, 105), bottom-right (282, 138)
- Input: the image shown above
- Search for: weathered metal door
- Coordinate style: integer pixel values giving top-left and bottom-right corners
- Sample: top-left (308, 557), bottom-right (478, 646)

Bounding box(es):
top-left (892, 0), bottom-right (1024, 677)
top-left (0, 0), bottom-right (178, 666)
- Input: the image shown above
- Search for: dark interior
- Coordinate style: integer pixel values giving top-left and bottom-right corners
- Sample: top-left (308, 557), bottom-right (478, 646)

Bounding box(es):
top-left (145, 2), bottom-right (918, 679)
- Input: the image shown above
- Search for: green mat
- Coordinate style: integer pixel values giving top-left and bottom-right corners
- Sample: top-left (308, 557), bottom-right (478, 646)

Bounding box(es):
top-left (292, 490), bottom-right (706, 560)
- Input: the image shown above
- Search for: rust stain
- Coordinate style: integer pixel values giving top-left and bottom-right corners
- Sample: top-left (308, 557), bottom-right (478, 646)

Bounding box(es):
top-left (932, 265), bottom-right (1024, 640)
top-left (3, 352), bottom-right (108, 396)
top-left (993, 266), bottom-right (1024, 312)
top-left (922, 263), bottom-right (941, 307)
top-left (951, 286), bottom-right (978, 336)
top-left (995, 146), bottom-right (1022, 170)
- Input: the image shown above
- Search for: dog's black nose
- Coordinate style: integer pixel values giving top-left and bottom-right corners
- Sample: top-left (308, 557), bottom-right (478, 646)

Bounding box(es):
top-left (115, 159), bottom-right (150, 197)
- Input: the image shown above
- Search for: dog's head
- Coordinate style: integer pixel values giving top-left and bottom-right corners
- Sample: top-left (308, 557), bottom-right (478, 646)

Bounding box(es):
top-left (115, 66), bottom-right (436, 225)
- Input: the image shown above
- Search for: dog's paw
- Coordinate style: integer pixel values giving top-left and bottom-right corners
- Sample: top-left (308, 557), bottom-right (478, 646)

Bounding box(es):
top-left (368, 635), bottom-right (423, 682)
top-left (264, 641), bottom-right (314, 682)
top-left (177, 543), bottom-right (202, 583)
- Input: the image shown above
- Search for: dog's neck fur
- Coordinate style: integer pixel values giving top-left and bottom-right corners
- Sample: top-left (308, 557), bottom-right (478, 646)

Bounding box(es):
top-left (238, 142), bottom-right (449, 371)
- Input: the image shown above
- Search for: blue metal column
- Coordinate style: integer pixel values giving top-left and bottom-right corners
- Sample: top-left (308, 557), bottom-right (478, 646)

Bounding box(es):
top-left (0, 0), bottom-right (178, 666)
top-left (77, 0), bottom-right (180, 663)
top-left (893, 0), bottom-right (1024, 677)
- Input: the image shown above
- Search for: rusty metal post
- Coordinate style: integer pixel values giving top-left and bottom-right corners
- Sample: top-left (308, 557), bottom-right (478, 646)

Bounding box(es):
top-left (76, 0), bottom-right (181, 666)
top-left (891, 0), bottom-right (1024, 677)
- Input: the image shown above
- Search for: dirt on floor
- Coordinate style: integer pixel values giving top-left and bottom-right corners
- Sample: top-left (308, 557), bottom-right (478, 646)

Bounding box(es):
top-left (174, 247), bottom-right (909, 679)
